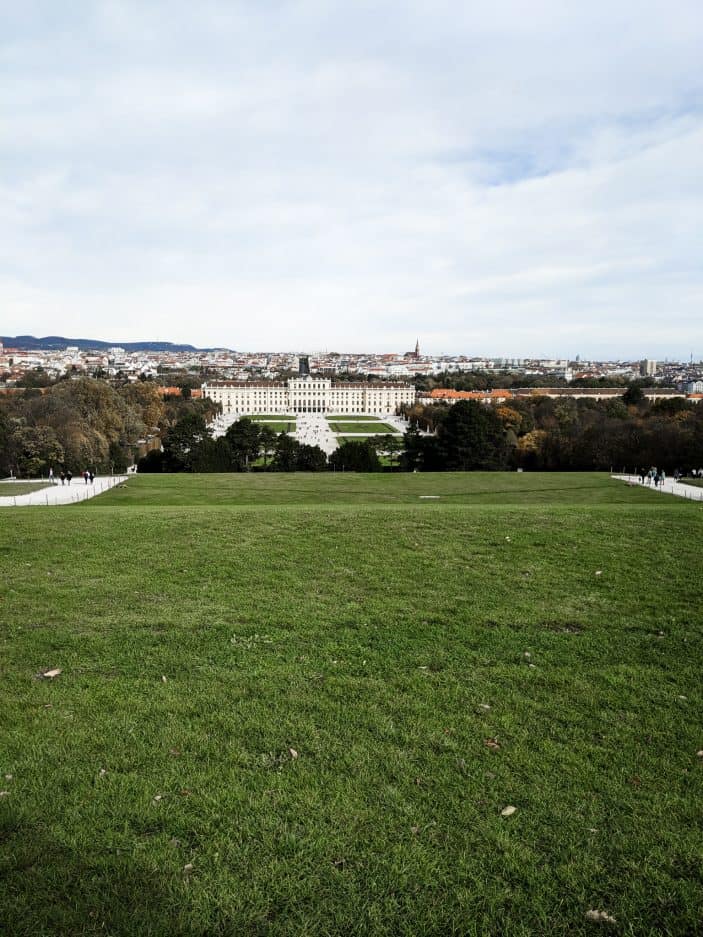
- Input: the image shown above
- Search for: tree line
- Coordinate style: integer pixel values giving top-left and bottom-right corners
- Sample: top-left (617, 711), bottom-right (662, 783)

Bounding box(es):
top-left (0, 378), bottom-right (217, 477)
top-left (401, 391), bottom-right (703, 473)
top-left (3, 377), bottom-right (701, 477)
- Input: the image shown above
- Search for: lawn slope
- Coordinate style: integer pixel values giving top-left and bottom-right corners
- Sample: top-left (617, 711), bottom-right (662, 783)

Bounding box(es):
top-left (1, 473), bottom-right (702, 936)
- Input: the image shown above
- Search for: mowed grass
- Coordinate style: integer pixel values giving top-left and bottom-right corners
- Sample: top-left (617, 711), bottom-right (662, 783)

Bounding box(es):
top-left (1, 474), bottom-right (702, 935)
top-left (326, 415), bottom-right (382, 421)
top-left (329, 422), bottom-right (396, 433)
top-left (250, 421), bottom-right (296, 433)
top-left (338, 435), bottom-right (402, 444)
top-left (0, 482), bottom-right (51, 497)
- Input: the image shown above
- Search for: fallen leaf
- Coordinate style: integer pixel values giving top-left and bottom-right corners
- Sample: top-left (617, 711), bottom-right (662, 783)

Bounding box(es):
top-left (500, 805), bottom-right (517, 817)
top-left (183, 863), bottom-right (194, 873)
top-left (0, 791), bottom-right (9, 798)
top-left (479, 703), bottom-right (491, 710)
top-left (585, 909), bottom-right (617, 924)
top-left (524, 652), bottom-right (531, 658)
top-left (153, 794), bottom-right (162, 802)
top-left (289, 748), bottom-right (299, 760)
top-left (696, 750), bottom-right (703, 758)
top-left (4, 774), bottom-right (13, 781)
top-left (410, 825), bottom-right (420, 834)
top-left (98, 768), bottom-right (107, 778)
top-left (332, 857), bottom-right (346, 868)
top-left (484, 738), bottom-right (501, 751)
top-left (42, 668), bottom-right (62, 679)
top-left (169, 748), bottom-right (181, 757)
top-left (161, 675), bottom-right (167, 683)
top-left (595, 570), bottom-right (602, 576)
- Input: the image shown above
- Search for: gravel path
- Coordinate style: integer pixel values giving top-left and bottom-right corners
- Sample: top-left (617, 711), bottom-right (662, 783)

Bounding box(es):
top-left (611, 474), bottom-right (703, 502)
top-left (0, 475), bottom-right (128, 507)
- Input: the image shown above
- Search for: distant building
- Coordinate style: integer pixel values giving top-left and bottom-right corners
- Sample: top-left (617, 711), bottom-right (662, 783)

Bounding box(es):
top-left (640, 359), bottom-right (657, 376)
top-left (202, 376), bottom-right (415, 415)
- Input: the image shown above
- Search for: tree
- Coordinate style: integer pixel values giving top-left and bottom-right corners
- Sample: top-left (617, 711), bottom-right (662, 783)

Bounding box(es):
top-left (163, 412), bottom-right (208, 471)
top-left (437, 400), bottom-right (508, 470)
top-left (272, 433), bottom-right (299, 472)
top-left (137, 450), bottom-right (165, 473)
top-left (258, 425), bottom-right (277, 468)
top-left (296, 443), bottom-right (327, 471)
top-left (225, 418), bottom-right (261, 471)
top-left (329, 440), bottom-right (381, 472)
top-left (623, 385), bottom-right (645, 407)
top-left (10, 424), bottom-right (64, 477)
top-left (377, 434), bottom-right (403, 469)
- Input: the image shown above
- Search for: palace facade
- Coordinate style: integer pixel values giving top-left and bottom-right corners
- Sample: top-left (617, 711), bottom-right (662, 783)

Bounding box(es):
top-left (202, 376), bottom-right (416, 415)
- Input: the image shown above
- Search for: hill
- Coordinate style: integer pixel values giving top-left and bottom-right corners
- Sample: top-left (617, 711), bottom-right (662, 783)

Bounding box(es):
top-left (1, 472), bottom-right (702, 935)
top-left (0, 335), bottom-right (228, 352)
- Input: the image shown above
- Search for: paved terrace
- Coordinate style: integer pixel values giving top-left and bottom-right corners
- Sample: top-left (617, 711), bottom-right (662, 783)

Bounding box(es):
top-left (0, 476), bottom-right (128, 507)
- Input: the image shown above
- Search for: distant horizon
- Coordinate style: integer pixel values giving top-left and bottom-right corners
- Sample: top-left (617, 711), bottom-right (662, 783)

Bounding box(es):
top-left (1, 332), bottom-right (700, 364)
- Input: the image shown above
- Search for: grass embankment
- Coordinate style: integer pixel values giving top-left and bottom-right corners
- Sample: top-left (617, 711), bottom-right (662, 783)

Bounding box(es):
top-left (681, 479), bottom-right (703, 488)
top-left (1, 473), bottom-right (702, 935)
top-left (0, 482), bottom-right (51, 496)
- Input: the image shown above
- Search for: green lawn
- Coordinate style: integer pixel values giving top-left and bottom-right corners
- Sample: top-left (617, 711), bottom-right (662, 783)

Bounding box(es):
top-left (338, 435), bottom-right (403, 444)
top-left (1, 473), bottom-right (702, 935)
top-left (250, 421), bottom-right (296, 433)
top-left (0, 481), bottom-right (51, 496)
top-left (326, 415), bottom-right (384, 421)
top-left (681, 478), bottom-right (703, 488)
top-left (251, 414), bottom-right (295, 420)
top-left (329, 422), bottom-right (397, 434)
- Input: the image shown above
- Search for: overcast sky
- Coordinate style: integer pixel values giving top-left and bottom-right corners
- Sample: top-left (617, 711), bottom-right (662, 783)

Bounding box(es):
top-left (2, 1), bottom-right (702, 358)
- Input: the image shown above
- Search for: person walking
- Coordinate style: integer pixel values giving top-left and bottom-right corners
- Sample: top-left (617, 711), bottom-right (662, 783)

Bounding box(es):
top-left (60, 470), bottom-right (65, 485)
top-left (66, 470), bottom-right (72, 485)
top-left (89, 470), bottom-right (95, 484)
top-left (49, 466), bottom-right (55, 485)
top-left (83, 469), bottom-right (89, 484)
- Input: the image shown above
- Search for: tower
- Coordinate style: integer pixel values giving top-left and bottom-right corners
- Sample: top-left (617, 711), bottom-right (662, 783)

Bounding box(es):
top-left (414, 338), bottom-right (420, 359)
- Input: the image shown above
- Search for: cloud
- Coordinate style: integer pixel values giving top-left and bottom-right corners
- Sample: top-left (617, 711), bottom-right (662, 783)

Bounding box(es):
top-left (1, 0), bottom-right (702, 356)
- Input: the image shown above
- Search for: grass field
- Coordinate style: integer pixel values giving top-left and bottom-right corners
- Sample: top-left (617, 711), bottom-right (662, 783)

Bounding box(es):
top-left (338, 435), bottom-right (403, 444)
top-left (326, 415), bottom-right (383, 421)
top-left (681, 478), bottom-right (703, 488)
top-left (0, 481), bottom-right (51, 496)
top-left (328, 422), bottom-right (396, 434)
top-left (251, 414), bottom-right (295, 420)
top-left (250, 420), bottom-right (296, 433)
top-left (1, 473), bottom-right (702, 935)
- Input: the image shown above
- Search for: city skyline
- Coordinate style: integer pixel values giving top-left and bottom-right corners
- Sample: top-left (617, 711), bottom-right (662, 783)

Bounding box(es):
top-left (3, 2), bottom-right (703, 359)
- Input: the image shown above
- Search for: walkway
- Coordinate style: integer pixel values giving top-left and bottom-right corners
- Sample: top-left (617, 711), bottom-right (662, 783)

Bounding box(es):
top-left (612, 474), bottom-right (703, 502)
top-left (0, 475), bottom-right (128, 507)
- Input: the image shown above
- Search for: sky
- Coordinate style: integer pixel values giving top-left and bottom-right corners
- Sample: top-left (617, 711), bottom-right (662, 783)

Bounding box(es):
top-left (2, 1), bottom-right (702, 358)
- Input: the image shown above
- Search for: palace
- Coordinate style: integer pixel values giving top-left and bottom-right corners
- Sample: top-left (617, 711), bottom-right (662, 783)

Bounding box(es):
top-left (202, 375), bottom-right (416, 415)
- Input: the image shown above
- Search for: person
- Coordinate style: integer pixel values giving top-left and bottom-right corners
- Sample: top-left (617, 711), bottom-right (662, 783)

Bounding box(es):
top-left (60, 470), bottom-right (65, 485)
top-left (49, 466), bottom-right (54, 485)
top-left (66, 470), bottom-right (72, 485)
top-left (84, 469), bottom-right (89, 484)
top-left (89, 470), bottom-right (95, 484)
